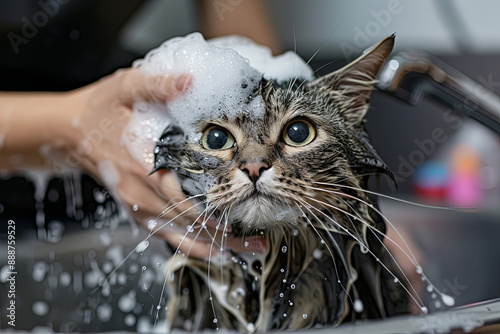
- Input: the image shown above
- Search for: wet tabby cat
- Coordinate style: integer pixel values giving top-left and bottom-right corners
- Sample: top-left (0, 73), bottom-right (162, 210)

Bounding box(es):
top-left (153, 35), bottom-right (408, 332)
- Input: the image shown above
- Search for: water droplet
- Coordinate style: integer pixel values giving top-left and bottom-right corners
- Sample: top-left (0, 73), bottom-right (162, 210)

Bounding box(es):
top-left (293, 229), bottom-right (299, 237)
top-left (102, 262), bottom-right (113, 273)
top-left (135, 240), bottom-right (149, 253)
top-left (88, 249), bottom-right (96, 259)
top-left (416, 266), bottom-right (423, 274)
top-left (187, 225), bottom-right (194, 233)
top-left (353, 299), bottom-right (364, 313)
top-left (279, 293), bottom-right (284, 298)
top-left (283, 313), bottom-right (287, 318)
top-left (394, 277), bottom-right (399, 283)
top-left (289, 301), bottom-right (293, 306)
top-left (59, 272), bottom-right (71, 287)
top-left (142, 266), bottom-right (146, 271)
top-left (426, 284), bottom-right (433, 292)
top-left (156, 262), bottom-right (162, 268)
top-left (281, 246), bottom-right (288, 253)
top-left (313, 249), bottom-right (322, 259)
top-left (99, 232), bottom-right (112, 246)
top-left (302, 313), bottom-right (308, 319)
top-left (291, 284), bottom-right (296, 289)
top-left (157, 305), bottom-right (161, 310)
top-left (282, 279), bottom-right (287, 283)
top-left (421, 306), bottom-right (428, 313)
top-left (244, 241), bottom-right (249, 247)
top-left (147, 220), bottom-right (157, 230)
top-left (280, 268), bottom-right (285, 273)
top-left (213, 318), bottom-right (218, 324)
top-left (118, 291), bottom-right (136, 313)
top-left (132, 204), bottom-right (138, 211)
top-left (32, 261), bottom-right (48, 282)
top-left (97, 304), bottom-right (112, 322)
top-left (125, 314), bottom-right (136, 326)
top-left (47, 220), bottom-right (65, 243)
top-left (32, 301), bottom-right (49, 316)
top-left (434, 301), bottom-right (442, 308)
top-left (246, 323), bottom-right (255, 332)
top-left (441, 293), bottom-right (455, 306)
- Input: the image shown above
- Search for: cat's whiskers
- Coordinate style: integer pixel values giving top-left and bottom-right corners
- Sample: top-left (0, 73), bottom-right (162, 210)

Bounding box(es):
top-left (154, 194), bottom-right (205, 222)
top-left (304, 192), bottom-right (401, 265)
top-left (287, 16), bottom-right (341, 94)
top-left (308, 184), bottom-right (417, 258)
top-left (310, 179), bottom-right (471, 307)
top-left (170, 204), bottom-right (222, 311)
top-left (301, 195), bottom-right (426, 311)
top-left (156, 204), bottom-right (218, 328)
top-left (207, 177), bottom-right (254, 207)
top-left (97, 196), bottom-right (206, 300)
top-left (295, 201), bottom-right (350, 276)
top-left (208, 172), bottom-right (422, 307)
top-left (206, 205), bottom-right (228, 331)
top-left (294, 201), bottom-right (356, 310)
top-left (150, 199), bottom-right (207, 239)
top-left (310, 181), bottom-right (427, 266)
top-left (295, 59), bottom-right (340, 92)
top-left (219, 207), bottom-right (231, 287)
top-left (286, 48), bottom-right (320, 95)
top-left (315, 188), bottom-right (426, 304)
top-left (322, 195), bottom-right (365, 241)
top-left (313, 180), bottom-right (468, 211)
top-left (286, 20), bottom-right (297, 94)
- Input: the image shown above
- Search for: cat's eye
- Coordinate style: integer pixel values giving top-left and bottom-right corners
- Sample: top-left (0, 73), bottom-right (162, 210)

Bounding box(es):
top-left (282, 120), bottom-right (316, 147)
top-left (202, 126), bottom-right (235, 150)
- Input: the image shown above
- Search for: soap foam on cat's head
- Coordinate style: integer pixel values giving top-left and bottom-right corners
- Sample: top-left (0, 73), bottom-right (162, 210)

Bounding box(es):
top-left (123, 32), bottom-right (313, 168)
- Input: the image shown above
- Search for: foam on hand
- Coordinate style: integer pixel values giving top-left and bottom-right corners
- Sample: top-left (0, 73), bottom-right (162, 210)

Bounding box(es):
top-left (122, 32), bottom-right (313, 168)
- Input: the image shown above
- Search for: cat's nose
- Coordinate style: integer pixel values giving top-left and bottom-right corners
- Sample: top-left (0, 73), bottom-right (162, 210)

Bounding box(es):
top-left (240, 160), bottom-right (271, 183)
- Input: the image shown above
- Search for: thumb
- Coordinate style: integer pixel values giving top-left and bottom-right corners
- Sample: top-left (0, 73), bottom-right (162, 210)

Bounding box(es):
top-left (117, 69), bottom-right (193, 106)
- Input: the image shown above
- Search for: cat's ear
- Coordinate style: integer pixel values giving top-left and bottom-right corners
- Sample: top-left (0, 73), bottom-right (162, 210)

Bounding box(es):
top-left (309, 35), bottom-right (395, 126)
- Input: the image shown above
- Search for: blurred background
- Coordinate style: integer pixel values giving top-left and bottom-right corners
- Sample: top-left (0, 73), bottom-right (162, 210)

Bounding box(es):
top-left (1, 0), bottom-right (500, 332)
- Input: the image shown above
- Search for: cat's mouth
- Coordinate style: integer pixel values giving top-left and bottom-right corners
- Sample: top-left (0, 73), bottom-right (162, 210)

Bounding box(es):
top-left (245, 189), bottom-right (271, 200)
top-left (224, 190), bottom-right (301, 230)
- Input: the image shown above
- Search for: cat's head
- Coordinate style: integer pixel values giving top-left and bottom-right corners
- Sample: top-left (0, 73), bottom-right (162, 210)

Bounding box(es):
top-left (153, 36), bottom-right (394, 231)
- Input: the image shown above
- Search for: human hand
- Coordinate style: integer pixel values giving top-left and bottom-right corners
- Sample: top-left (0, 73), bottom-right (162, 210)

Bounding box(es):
top-left (66, 68), bottom-right (266, 258)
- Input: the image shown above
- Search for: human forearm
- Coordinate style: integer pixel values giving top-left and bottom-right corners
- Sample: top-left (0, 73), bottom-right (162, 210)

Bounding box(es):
top-left (0, 91), bottom-right (77, 170)
top-left (199, 0), bottom-right (281, 54)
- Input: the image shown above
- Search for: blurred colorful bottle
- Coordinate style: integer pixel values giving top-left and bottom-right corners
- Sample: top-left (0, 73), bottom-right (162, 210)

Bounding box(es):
top-left (447, 143), bottom-right (482, 207)
top-left (414, 162), bottom-right (448, 202)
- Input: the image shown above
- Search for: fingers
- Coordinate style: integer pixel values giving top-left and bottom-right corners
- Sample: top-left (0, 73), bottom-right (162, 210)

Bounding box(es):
top-left (154, 221), bottom-right (267, 260)
top-left (116, 68), bottom-right (192, 106)
top-left (227, 235), bottom-right (267, 254)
